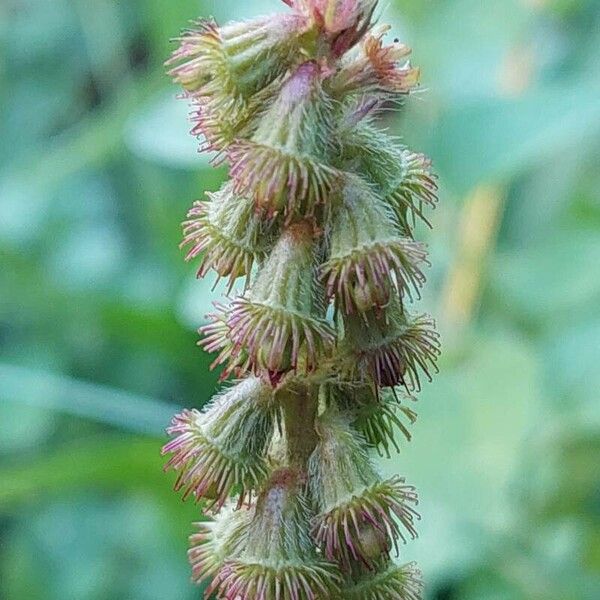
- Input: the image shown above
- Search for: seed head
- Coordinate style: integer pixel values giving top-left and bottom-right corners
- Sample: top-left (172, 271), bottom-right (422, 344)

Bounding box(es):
top-left (165, 0), bottom-right (440, 596)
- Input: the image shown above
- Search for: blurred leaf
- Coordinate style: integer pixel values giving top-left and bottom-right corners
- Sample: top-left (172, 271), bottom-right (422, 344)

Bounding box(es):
top-left (379, 330), bottom-right (541, 583)
top-left (0, 437), bottom-right (164, 509)
top-left (0, 77), bottom-right (159, 247)
top-left (426, 81), bottom-right (600, 194)
top-left (489, 231), bottom-right (600, 323)
top-left (542, 319), bottom-right (600, 405)
top-left (535, 432), bottom-right (600, 522)
top-left (0, 363), bottom-right (176, 434)
top-left (0, 403), bottom-right (55, 453)
top-left (3, 494), bottom-right (199, 600)
top-left (415, 0), bottom-right (531, 101)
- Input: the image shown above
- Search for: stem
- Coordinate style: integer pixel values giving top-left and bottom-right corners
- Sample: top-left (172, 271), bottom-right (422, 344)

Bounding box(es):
top-left (279, 381), bottom-right (319, 470)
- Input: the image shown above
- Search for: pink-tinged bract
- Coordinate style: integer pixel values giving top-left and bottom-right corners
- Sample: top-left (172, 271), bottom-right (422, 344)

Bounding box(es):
top-left (227, 62), bottom-right (340, 219)
top-left (180, 182), bottom-right (268, 292)
top-left (200, 222), bottom-right (335, 381)
top-left (167, 14), bottom-right (311, 97)
top-left (340, 125), bottom-right (438, 234)
top-left (312, 477), bottom-right (420, 568)
top-left (345, 306), bottom-right (440, 391)
top-left (341, 386), bottom-right (418, 457)
top-left (209, 468), bottom-right (342, 600)
top-left (162, 377), bottom-right (275, 509)
top-left (386, 150), bottom-right (439, 232)
top-left (309, 411), bottom-right (419, 569)
top-left (320, 176), bottom-right (429, 314)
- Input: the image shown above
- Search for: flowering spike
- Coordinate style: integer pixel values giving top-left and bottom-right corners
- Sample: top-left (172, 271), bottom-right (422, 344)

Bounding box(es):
top-left (227, 61), bottom-right (340, 219)
top-left (166, 1), bottom-right (440, 596)
top-left (309, 411), bottom-right (420, 569)
top-left (320, 176), bottom-right (428, 314)
top-left (209, 468), bottom-right (342, 599)
top-left (162, 377), bottom-right (276, 509)
top-left (181, 182), bottom-right (269, 291)
top-left (200, 222), bottom-right (334, 379)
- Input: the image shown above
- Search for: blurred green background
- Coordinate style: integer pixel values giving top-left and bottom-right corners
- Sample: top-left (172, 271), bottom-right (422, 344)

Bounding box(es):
top-left (1, 0), bottom-right (599, 598)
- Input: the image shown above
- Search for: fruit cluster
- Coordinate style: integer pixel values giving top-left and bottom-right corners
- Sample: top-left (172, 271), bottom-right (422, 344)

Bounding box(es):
top-left (163, 2), bottom-right (440, 598)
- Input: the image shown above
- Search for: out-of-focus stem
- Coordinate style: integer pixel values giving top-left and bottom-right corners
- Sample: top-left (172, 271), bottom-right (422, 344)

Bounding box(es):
top-left (440, 184), bottom-right (504, 332)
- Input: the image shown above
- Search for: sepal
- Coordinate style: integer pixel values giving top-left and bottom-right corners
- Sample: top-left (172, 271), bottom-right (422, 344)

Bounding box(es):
top-left (332, 25), bottom-right (420, 97)
top-left (181, 182), bottom-right (269, 291)
top-left (162, 377), bottom-right (275, 508)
